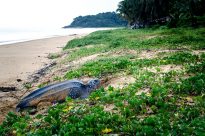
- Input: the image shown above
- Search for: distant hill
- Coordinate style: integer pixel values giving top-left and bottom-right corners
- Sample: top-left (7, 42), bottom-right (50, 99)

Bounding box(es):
top-left (63, 12), bottom-right (128, 28)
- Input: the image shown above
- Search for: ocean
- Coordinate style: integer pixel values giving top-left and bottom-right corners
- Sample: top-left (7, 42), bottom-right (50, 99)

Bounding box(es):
top-left (0, 28), bottom-right (110, 45)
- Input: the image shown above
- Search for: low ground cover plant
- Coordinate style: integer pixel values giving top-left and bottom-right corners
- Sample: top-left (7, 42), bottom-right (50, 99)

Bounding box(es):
top-left (1, 28), bottom-right (205, 135)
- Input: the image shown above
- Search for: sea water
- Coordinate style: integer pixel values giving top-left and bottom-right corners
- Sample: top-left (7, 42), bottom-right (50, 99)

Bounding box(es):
top-left (0, 28), bottom-right (110, 46)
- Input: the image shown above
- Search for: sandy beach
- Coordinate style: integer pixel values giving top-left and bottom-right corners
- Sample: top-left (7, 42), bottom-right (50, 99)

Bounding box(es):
top-left (0, 34), bottom-right (89, 123)
top-left (0, 35), bottom-right (80, 86)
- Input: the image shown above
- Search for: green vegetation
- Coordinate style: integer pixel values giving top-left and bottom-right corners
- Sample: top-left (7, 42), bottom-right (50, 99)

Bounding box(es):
top-left (64, 28), bottom-right (205, 50)
top-left (64, 44), bottom-right (109, 62)
top-left (64, 12), bottom-right (127, 28)
top-left (1, 28), bottom-right (205, 135)
top-left (117, 0), bottom-right (205, 27)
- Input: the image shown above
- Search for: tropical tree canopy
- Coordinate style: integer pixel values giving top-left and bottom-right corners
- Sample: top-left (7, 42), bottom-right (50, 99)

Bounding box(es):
top-left (64, 12), bottom-right (128, 28)
top-left (117, 0), bottom-right (205, 27)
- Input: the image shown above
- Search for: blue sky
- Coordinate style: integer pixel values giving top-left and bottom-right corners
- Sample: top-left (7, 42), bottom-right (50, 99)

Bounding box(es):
top-left (0, 0), bottom-right (121, 30)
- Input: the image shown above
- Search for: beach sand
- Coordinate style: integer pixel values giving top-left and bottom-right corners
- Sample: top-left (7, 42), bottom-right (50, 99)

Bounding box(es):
top-left (0, 34), bottom-right (90, 123)
top-left (0, 35), bottom-right (81, 86)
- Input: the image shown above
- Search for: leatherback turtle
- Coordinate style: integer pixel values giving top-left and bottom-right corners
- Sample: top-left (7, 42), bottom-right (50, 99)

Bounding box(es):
top-left (16, 79), bottom-right (100, 111)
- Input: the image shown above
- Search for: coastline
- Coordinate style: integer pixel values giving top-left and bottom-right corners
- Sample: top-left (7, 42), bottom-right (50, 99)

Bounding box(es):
top-left (0, 28), bottom-right (113, 46)
top-left (0, 28), bottom-right (113, 123)
top-left (0, 34), bottom-right (85, 86)
top-left (0, 35), bottom-right (59, 46)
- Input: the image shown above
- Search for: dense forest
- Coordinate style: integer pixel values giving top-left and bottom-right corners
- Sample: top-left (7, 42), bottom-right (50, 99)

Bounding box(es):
top-left (65, 0), bottom-right (205, 29)
top-left (64, 12), bottom-right (128, 28)
top-left (117, 0), bottom-right (205, 28)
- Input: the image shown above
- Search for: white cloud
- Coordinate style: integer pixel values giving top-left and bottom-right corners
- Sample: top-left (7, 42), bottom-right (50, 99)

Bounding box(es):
top-left (0, 0), bottom-right (121, 29)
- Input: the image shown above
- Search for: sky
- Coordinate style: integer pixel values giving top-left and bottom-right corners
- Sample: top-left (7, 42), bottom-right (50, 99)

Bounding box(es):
top-left (0, 0), bottom-right (122, 30)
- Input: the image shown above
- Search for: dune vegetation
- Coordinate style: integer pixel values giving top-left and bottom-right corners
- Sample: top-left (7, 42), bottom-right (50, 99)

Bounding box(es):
top-left (1, 27), bottom-right (205, 135)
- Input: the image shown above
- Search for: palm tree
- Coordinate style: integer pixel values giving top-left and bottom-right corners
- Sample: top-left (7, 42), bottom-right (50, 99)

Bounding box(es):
top-left (117, 0), bottom-right (147, 27)
top-left (117, 0), bottom-right (170, 27)
top-left (117, 0), bottom-right (204, 28)
top-left (169, 0), bottom-right (205, 27)
top-left (117, 0), bottom-right (137, 26)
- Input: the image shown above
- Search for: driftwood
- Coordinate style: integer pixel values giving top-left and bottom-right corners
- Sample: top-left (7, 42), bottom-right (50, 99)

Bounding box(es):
top-left (0, 87), bottom-right (16, 92)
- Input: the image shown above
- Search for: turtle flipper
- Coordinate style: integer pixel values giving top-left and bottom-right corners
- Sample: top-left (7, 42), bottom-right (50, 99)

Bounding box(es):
top-left (16, 100), bottom-right (29, 111)
top-left (68, 87), bottom-right (82, 99)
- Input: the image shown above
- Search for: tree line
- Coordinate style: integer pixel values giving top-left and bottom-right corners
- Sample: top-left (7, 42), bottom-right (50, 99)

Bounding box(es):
top-left (64, 12), bottom-right (127, 28)
top-left (117, 0), bottom-right (205, 28)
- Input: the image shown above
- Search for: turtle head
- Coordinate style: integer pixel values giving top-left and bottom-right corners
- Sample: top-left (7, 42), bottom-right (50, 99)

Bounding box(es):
top-left (87, 79), bottom-right (101, 93)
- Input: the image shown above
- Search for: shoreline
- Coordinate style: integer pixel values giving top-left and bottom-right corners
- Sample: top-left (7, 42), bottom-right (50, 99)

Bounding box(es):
top-left (0, 34), bottom-right (85, 86)
top-left (0, 34), bottom-right (79, 46)
top-left (0, 35), bottom-right (59, 46)
top-left (0, 33), bottom-right (88, 123)
top-left (0, 28), bottom-right (114, 46)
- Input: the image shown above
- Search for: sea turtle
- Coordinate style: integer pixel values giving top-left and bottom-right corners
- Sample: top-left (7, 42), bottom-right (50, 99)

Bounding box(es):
top-left (16, 79), bottom-right (100, 111)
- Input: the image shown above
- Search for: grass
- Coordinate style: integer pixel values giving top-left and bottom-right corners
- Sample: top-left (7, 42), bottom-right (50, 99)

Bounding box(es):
top-left (1, 27), bottom-right (205, 135)
top-left (64, 28), bottom-right (205, 50)
top-left (64, 44), bottom-right (109, 62)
